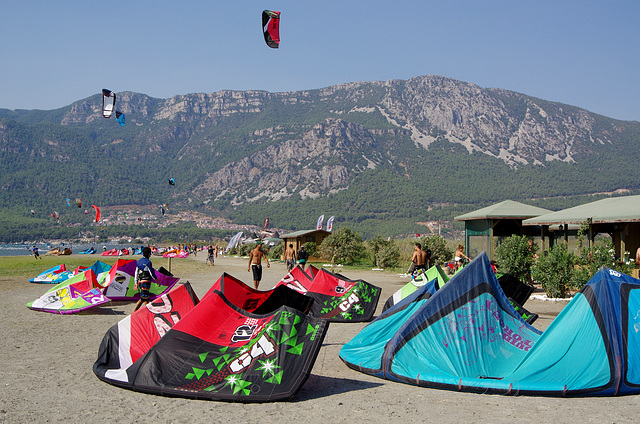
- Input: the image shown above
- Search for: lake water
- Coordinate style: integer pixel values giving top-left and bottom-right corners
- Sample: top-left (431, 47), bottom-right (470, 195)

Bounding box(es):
top-left (0, 243), bottom-right (144, 257)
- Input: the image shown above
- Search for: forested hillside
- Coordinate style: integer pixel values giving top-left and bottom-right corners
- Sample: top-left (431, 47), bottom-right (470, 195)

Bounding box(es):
top-left (1, 76), bottom-right (639, 241)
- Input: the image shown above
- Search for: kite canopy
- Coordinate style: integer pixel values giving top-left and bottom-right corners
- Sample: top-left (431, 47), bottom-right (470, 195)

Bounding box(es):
top-left (29, 264), bottom-right (72, 284)
top-left (211, 273), bottom-right (314, 315)
top-left (262, 10), bottom-right (280, 48)
top-left (94, 280), bottom-right (329, 402)
top-left (102, 259), bottom-right (179, 301)
top-left (163, 249), bottom-right (189, 258)
top-left (27, 269), bottom-right (109, 314)
top-left (115, 110), bottom-right (125, 126)
top-left (497, 273), bottom-right (535, 306)
top-left (340, 253), bottom-right (640, 397)
top-left (75, 198), bottom-right (82, 208)
top-left (101, 248), bottom-right (120, 256)
top-left (101, 89), bottom-right (116, 118)
top-left (27, 260), bottom-right (155, 314)
top-left (276, 265), bottom-right (381, 322)
top-left (226, 231), bottom-right (244, 251)
top-left (91, 204), bottom-right (101, 222)
top-left (94, 283), bottom-right (200, 383)
top-left (382, 264), bottom-right (449, 312)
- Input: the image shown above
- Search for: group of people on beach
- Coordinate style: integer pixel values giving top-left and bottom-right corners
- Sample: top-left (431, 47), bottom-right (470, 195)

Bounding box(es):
top-left (410, 242), bottom-right (471, 275)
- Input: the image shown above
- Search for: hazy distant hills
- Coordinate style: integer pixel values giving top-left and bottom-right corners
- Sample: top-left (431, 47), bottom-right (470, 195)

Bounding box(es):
top-left (1, 75), bottom-right (639, 237)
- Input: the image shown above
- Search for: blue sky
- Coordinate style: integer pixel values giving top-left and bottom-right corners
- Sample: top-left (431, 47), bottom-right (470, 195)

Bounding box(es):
top-left (1, 1), bottom-right (639, 121)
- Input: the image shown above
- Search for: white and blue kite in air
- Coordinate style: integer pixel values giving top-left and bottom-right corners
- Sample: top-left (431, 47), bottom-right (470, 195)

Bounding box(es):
top-left (101, 89), bottom-right (125, 126)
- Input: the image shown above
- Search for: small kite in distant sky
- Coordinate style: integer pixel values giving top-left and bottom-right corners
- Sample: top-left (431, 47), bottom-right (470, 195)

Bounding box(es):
top-left (102, 89), bottom-right (116, 118)
top-left (115, 110), bottom-right (125, 126)
top-left (262, 10), bottom-right (280, 48)
top-left (76, 198), bottom-right (82, 208)
top-left (168, 178), bottom-right (175, 186)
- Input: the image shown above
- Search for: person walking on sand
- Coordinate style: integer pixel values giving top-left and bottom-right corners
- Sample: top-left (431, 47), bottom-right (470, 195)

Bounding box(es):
top-left (134, 247), bottom-right (157, 311)
top-left (297, 245), bottom-right (308, 270)
top-left (284, 244), bottom-right (297, 271)
top-left (32, 245), bottom-right (41, 259)
top-left (248, 241), bottom-right (270, 289)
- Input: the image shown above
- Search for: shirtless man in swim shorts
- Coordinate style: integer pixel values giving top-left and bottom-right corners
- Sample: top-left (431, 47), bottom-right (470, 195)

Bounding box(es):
top-left (248, 242), bottom-right (270, 289)
top-left (284, 244), bottom-right (297, 271)
top-left (411, 243), bottom-right (428, 274)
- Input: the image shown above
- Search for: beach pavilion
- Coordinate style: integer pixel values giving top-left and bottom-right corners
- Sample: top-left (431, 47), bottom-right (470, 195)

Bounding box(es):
top-left (522, 195), bottom-right (640, 269)
top-left (454, 200), bottom-right (552, 260)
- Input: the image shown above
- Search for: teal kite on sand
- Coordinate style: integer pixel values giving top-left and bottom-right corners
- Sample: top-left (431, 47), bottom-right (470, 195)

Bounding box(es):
top-left (341, 253), bottom-right (640, 396)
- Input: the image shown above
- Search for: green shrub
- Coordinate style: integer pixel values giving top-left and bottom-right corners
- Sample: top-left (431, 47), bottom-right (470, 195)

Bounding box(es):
top-left (318, 227), bottom-right (366, 265)
top-left (573, 239), bottom-right (634, 290)
top-left (532, 242), bottom-right (575, 298)
top-left (367, 235), bottom-right (389, 265)
top-left (418, 234), bottom-right (454, 266)
top-left (365, 236), bottom-right (401, 268)
top-left (237, 243), bottom-right (254, 256)
top-left (268, 241), bottom-right (284, 260)
top-left (494, 235), bottom-right (537, 286)
top-left (375, 242), bottom-right (400, 268)
top-left (303, 242), bottom-right (317, 258)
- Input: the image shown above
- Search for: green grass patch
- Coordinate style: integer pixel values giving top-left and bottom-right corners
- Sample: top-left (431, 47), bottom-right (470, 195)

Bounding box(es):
top-left (0, 255), bottom-right (119, 278)
top-left (0, 254), bottom-right (213, 280)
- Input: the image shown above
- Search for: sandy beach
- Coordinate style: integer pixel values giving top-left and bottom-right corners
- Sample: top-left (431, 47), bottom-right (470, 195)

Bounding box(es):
top-left (1, 254), bottom-right (639, 424)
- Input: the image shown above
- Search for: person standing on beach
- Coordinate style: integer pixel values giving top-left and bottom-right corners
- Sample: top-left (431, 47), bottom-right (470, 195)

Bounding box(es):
top-left (32, 245), bottom-right (40, 259)
top-left (248, 242), bottom-right (270, 289)
top-left (454, 245), bottom-right (471, 271)
top-left (284, 244), bottom-right (297, 271)
top-left (411, 243), bottom-right (427, 274)
top-left (425, 246), bottom-right (432, 270)
top-left (134, 247), bottom-right (157, 311)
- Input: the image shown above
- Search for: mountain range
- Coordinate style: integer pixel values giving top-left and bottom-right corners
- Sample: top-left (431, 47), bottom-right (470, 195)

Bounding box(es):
top-left (1, 75), bottom-right (639, 238)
